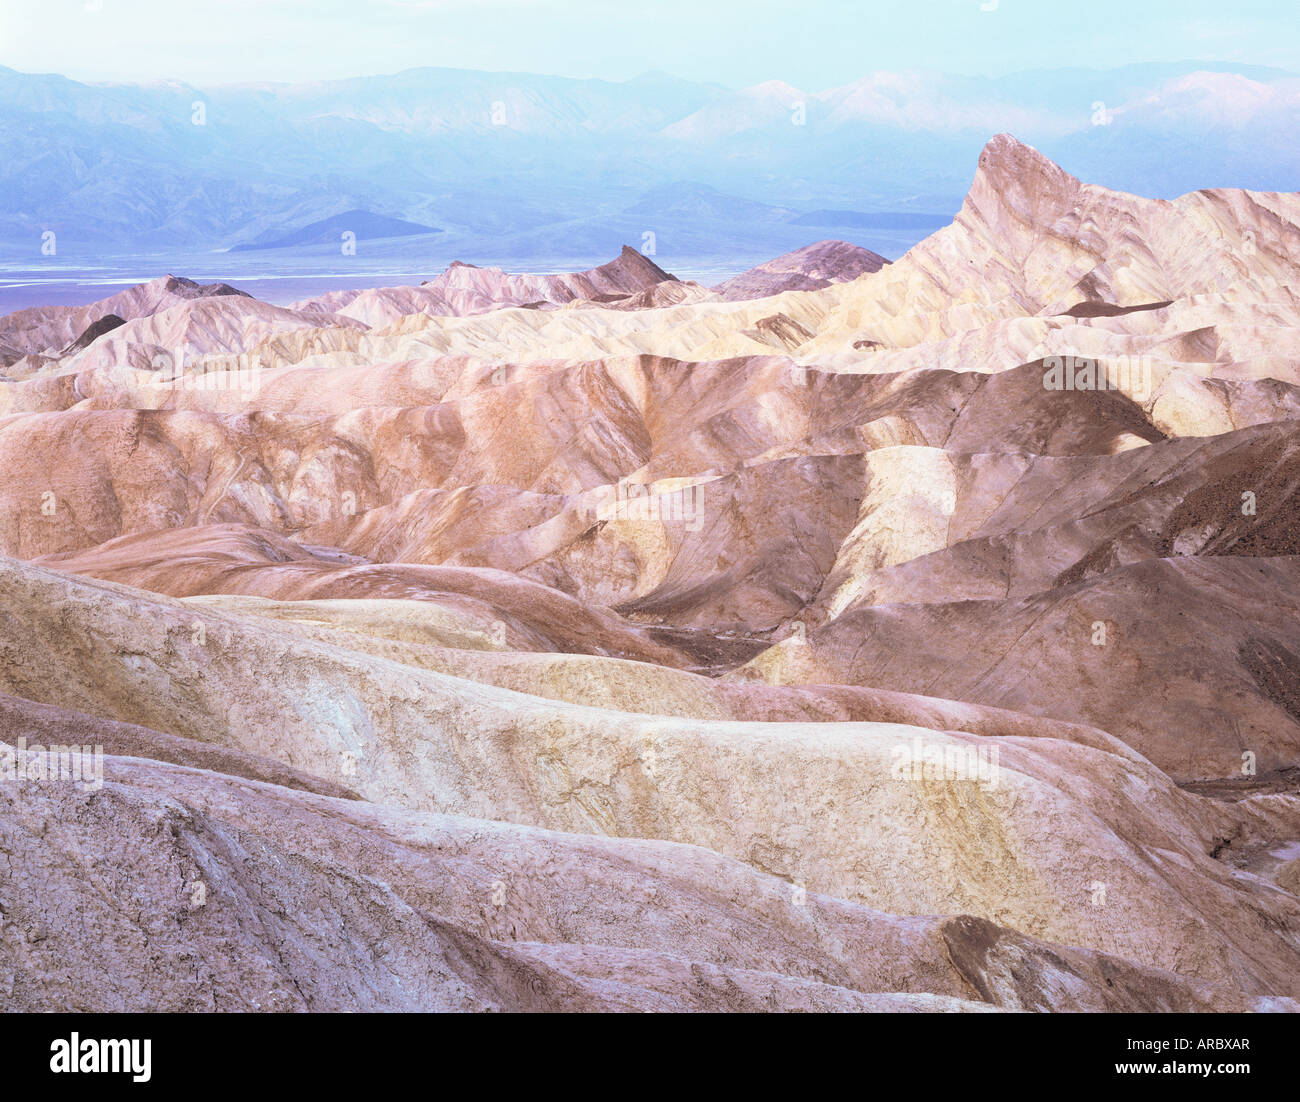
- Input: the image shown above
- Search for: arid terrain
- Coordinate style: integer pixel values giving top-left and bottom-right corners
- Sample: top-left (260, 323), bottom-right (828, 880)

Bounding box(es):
top-left (2, 134), bottom-right (1299, 1012)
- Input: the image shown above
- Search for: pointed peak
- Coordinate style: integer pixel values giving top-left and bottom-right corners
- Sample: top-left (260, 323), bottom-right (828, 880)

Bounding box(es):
top-left (967, 133), bottom-right (1081, 220)
top-left (976, 133), bottom-right (1064, 175)
top-left (610, 245), bottom-right (674, 283)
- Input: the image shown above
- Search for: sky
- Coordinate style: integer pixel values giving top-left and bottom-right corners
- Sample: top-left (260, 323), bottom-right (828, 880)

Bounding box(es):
top-left (1, 0), bottom-right (1298, 90)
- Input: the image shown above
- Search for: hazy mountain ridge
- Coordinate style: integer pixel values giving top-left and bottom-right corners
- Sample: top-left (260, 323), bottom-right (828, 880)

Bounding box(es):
top-left (2, 61), bottom-right (1297, 259)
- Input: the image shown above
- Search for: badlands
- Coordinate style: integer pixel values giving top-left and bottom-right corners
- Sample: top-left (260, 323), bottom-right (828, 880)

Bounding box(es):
top-left (1, 134), bottom-right (1299, 1011)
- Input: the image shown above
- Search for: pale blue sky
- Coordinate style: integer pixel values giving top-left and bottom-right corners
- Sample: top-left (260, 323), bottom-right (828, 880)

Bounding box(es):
top-left (2, 0), bottom-right (1298, 89)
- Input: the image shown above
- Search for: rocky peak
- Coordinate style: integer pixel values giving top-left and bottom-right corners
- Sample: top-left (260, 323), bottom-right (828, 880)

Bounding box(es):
top-left (965, 132), bottom-right (1083, 226)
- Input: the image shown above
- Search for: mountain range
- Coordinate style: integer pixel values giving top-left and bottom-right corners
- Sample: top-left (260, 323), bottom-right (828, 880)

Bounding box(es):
top-left (2, 61), bottom-right (1298, 263)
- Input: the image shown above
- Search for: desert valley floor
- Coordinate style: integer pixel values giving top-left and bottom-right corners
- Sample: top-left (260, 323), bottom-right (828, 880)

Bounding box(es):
top-left (1, 134), bottom-right (1299, 1012)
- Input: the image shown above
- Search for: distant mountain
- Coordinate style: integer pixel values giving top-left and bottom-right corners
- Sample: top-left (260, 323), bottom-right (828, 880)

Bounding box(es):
top-left (0, 62), bottom-right (1297, 258)
top-left (623, 183), bottom-right (794, 223)
top-left (792, 211), bottom-right (952, 230)
top-left (230, 210), bottom-right (439, 251)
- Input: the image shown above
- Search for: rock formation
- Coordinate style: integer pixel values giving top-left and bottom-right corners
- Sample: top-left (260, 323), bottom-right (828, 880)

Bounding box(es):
top-left (2, 135), bottom-right (1298, 1012)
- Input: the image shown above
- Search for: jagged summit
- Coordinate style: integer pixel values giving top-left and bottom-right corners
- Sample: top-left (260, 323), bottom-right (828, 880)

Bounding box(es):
top-left (975, 132), bottom-right (1070, 178)
top-left (587, 244), bottom-right (677, 290)
top-left (965, 132), bottom-right (1084, 226)
top-left (156, 274), bottom-right (250, 299)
